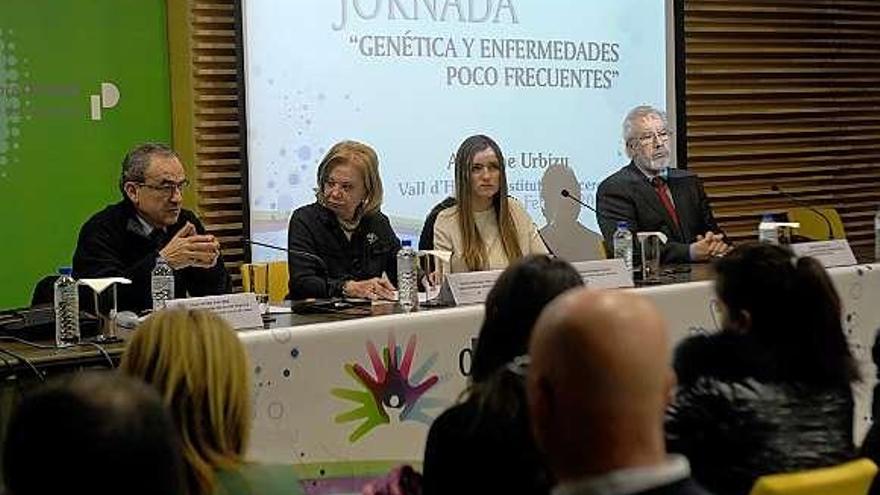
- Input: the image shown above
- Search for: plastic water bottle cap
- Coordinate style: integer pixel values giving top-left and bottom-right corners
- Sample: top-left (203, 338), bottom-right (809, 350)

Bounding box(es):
top-left (58, 267), bottom-right (73, 275)
top-left (616, 221), bottom-right (629, 229)
top-left (401, 240), bottom-right (412, 248)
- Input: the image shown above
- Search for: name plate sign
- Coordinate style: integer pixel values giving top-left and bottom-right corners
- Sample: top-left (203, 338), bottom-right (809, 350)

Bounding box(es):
top-left (165, 293), bottom-right (263, 330)
top-left (571, 259), bottom-right (634, 289)
top-left (441, 269), bottom-right (503, 306)
top-left (791, 240), bottom-right (857, 268)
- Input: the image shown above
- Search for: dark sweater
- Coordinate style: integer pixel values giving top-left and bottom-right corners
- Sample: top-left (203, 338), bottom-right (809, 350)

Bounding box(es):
top-left (72, 200), bottom-right (231, 312)
top-left (287, 202), bottom-right (400, 299)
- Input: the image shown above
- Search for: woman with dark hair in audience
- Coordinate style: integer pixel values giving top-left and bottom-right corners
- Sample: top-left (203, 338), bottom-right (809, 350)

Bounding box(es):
top-left (433, 135), bottom-right (548, 273)
top-left (422, 255), bottom-right (583, 495)
top-left (666, 243), bottom-right (859, 495)
top-left (120, 309), bottom-right (305, 495)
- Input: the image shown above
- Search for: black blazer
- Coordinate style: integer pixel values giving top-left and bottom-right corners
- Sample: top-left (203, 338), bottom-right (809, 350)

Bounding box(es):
top-left (596, 162), bottom-right (723, 264)
top-left (287, 202), bottom-right (400, 299)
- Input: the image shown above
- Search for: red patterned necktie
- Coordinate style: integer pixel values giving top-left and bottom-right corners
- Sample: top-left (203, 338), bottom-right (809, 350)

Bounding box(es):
top-left (651, 177), bottom-right (680, 229)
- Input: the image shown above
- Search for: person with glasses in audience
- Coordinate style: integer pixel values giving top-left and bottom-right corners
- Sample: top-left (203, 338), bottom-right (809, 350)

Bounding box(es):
top-left (73, 143), bottom-right (230, 312)
top-left (433, 134), bottom-right (548, 273)
top-left (596, 105), bottom-right (729, 264)
top-left (422, 255), bottom-right (583, 495)
top-left (287, 140), bottom-right (400, 300)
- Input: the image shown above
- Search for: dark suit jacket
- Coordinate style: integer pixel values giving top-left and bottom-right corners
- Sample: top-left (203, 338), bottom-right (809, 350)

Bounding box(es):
top-left (596, 162), bottom-right (723, 264)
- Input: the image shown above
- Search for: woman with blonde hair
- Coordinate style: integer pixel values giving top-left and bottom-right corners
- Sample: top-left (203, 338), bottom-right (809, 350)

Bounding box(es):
top-left (434, 135), bottom-right (547, 272)
top-left (287, 140), bottom-right (401, 300)
top-left (120, 309), bottom-right (304, 495)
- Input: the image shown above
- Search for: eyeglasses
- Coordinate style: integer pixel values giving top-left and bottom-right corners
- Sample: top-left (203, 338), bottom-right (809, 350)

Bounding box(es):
top-left (137, 179), bottom-right (190, 196)
top-left (634, 129), bottom-right (671, 146)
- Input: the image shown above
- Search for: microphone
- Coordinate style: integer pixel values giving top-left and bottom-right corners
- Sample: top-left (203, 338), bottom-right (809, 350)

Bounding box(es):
top-left (244, 238), bottom-right (329, 273)
top-left (561, 188), bottom-right (618, 259)
top-left (243, 239), bottom-right (374, 313)
top-left (243, 239), bottom-right (333, 302)
top-left (769, 185), bottom-right (834, 241)
top-left (561, 189), bottom-right (600, 215)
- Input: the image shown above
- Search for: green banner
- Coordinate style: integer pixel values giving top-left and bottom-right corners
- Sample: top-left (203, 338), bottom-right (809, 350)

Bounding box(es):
top-left (0, 0), bottom-right (171, 308)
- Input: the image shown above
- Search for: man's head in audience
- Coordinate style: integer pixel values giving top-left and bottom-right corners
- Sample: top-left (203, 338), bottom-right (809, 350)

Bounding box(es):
top-left (2, 372), bottom-right (183, 495)
top-left (119, 143), bottom-right (188, 229)
top-left (527, 288), bottom-right (674, 481)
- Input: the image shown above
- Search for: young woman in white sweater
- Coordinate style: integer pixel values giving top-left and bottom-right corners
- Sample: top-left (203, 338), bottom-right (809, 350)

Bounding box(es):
top-left (434, 135), bottom-right (548, 273)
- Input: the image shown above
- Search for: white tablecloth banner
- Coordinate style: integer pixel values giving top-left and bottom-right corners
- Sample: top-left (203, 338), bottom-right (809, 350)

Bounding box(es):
top-left (241, 264), bottom-right (880, 491)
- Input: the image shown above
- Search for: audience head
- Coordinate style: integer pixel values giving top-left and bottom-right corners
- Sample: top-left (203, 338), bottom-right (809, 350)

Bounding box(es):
top-left (3, 372), bottom-right (183, 495)
top-left (471, 255), bottom-right (583, 384)
top-left (315, 140), bottom-right (383, 223)
top-left (120, 142), bottom-right (187, 229)
top-left (528, 289), bottom-right (674, 481)
top-left (622, 105), bottom-right (671, 173)
top-left (713, 242), bottom-right (859, 385)
top-left (452, 134), bottom-right (522, 270)
top-left (120, 309), bottom-right (251, 495)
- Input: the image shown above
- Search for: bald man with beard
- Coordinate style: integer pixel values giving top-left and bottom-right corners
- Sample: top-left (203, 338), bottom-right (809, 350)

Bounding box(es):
top-left (527, 289), bottom-right (711, 495)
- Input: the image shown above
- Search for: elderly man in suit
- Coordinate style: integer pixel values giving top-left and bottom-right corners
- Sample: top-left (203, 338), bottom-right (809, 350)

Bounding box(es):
top-left (596, 106), bottom-right (729, 263)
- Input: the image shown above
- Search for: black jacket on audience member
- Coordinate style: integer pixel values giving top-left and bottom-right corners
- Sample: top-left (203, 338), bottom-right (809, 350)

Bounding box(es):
top-left (287, 202), bottom-right (400, 300)
top-left (858, 330), bottom-right (880, 495)
top-left (72, 200), bottom-right (231, 313)
top-left (422, 376), bottom-right (552, 495)
top-left (666, 332), bottom-right (855, 495)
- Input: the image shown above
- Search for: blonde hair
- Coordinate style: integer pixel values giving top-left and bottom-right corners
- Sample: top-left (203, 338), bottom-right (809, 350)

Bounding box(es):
top-left (454, 135), bottom-right (523, 270)
top-left (119, 309), bottom-right (251, 495)
top-left (315, 140), bottom-right (384, 218)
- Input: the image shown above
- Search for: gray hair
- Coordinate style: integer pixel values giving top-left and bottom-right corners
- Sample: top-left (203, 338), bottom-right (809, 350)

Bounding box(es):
top-left (622, 105), bottom-right (668, 151)
top-left (119, 143), bottom-right (179, 197)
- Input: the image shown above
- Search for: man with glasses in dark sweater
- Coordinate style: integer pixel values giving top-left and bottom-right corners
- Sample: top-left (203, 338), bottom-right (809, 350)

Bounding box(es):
top-left (73, 143), bottom-right (230, 312)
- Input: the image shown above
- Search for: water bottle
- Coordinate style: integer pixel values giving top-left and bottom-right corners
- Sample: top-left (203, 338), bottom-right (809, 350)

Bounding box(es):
top-left (151, 256), bottom-right (175, 310)
top-left (612, 221), bottom-right (634, 272)
top-left (874, 206), bottom-right (880, 262)
top-left (54, 267), bottom-right (80, 347)
top-left (397, 240), bottom-right (419, 312)
top-left (759, 214), bottom-right (778, 245)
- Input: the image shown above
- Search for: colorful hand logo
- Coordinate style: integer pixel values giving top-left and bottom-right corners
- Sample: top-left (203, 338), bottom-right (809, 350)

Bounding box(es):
top-left (332, 333), bottom-right (441, 442)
